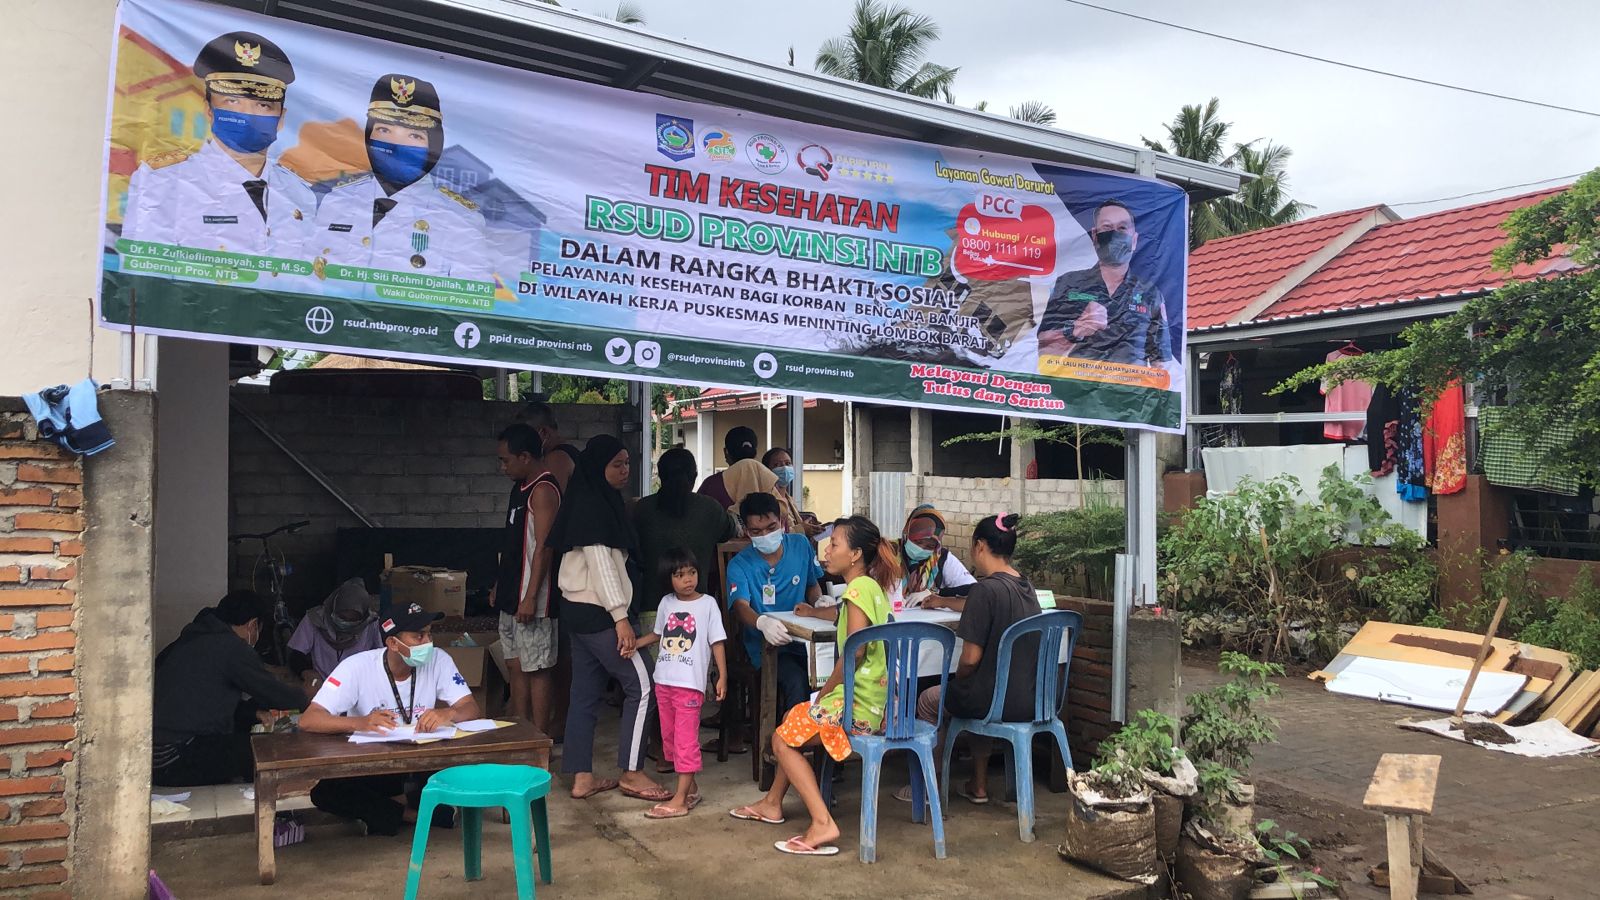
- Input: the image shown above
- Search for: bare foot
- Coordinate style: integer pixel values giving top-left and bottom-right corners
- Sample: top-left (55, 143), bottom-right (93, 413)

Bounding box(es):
top-left (746, 797), bottom-right (784, 822)
top-left (799, 817), bottom-right (840, 850)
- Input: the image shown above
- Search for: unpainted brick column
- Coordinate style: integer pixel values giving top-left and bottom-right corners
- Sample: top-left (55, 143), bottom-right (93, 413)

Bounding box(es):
top-left (0, 406), bottom-right (82, 899)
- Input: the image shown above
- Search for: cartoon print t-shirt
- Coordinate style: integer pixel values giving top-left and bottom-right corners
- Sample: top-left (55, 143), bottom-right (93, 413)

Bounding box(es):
top-left (651, 593), bottom-right (728, 693)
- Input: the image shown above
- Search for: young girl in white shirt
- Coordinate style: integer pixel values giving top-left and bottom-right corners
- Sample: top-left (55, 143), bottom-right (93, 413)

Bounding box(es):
top-left (634, 547), bottom-right (727, 819)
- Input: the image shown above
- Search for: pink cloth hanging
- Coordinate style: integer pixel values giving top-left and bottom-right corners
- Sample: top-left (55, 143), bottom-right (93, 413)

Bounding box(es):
top-left (1323, 346), bottom-right (1373, 441)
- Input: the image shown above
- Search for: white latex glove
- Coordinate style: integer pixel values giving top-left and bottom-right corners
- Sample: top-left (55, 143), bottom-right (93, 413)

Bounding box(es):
top-left (756, 615), bottom-right (793, 646)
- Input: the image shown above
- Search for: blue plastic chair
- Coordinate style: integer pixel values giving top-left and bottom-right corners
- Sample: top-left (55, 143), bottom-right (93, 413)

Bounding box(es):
top-left (404, 764), bottom-right (553, 900)
top-left (940, 609), bottom-right (1081, 843)
top-left (819, 621), bottom-right (956, 863)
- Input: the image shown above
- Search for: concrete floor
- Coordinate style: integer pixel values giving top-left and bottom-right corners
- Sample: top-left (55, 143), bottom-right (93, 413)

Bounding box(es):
top-left (152, 719), bottom-right (1136, 899)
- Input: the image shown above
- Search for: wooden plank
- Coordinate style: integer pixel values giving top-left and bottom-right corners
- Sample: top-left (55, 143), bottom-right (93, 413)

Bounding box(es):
top-left (1566, 681), bottom-right (1600, 734)
top-left (1540, 671), bottom-right (1598, 723)
top-left (1320, 622), bottom-right (1523, 674)
top-left (251, 720), bottom-right (550, 771)
top-left (1364, 753), bottom-right (1441, 816)
top-left (1386, 814), bottom-right (1419, 900)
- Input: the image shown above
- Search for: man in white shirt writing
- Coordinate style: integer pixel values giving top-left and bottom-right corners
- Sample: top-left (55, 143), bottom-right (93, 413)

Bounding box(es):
top-left (299, 604), bottom-right (481, 835)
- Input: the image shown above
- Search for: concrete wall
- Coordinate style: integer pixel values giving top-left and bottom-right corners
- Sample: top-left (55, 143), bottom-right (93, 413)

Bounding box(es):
top-left (76, 392), bottom-right (155, 900)
top-left (151, 340), bottom-right (230, 647)
top-left (853, 474), bottom-right (1125, 557)
top-left (226, 393), bottom-right (628, 615)
top-left (0, 0), bottom-right (124, 397)
top-left (868, 407), bottom-right (911, 472)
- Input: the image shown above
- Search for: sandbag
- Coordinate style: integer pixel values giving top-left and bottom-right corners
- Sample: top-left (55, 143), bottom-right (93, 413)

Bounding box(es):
top-left (1175, 836), bottom-right (1253, 900)
top-left (1152, 793), bottom-right (1184, 862)
top-left (1060, 775), bottom-right (1157, 883)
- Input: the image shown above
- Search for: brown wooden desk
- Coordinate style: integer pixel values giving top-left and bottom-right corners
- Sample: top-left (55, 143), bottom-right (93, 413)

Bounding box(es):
top-left (250, 722), bottom-right (552, 885)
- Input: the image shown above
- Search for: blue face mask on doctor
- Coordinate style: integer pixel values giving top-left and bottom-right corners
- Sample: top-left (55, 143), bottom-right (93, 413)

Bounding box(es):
top-left (211, 108), bottom-right (280, 155)
top-left (368, 139), bottom-right (431, 186)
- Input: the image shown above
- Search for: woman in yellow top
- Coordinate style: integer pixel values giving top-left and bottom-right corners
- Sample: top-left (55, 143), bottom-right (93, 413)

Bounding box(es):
top-left (729, 515), bottom-right (901, 856)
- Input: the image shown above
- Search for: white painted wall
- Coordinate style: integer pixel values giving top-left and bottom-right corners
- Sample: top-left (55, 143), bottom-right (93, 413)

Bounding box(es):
top-left (0, 0), bottom-right (123, 396)
top-left (152, 339), bottom-right (230, 647)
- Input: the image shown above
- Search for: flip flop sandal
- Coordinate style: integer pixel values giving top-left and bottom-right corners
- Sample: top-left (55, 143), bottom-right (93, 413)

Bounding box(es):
top-left (728, 805), bottom-right (785, 825)
top-left (620, 785), bottom-right (675, 803)
top-left (687, 793), bottom-right (703, 811)
top-left (774, 836), bottom-right (840, 856)
top-left (644, 803), bottom-right (690, 820)
top-left (571, 779), bottom-right (619, 800)
top-left (957, 785), bottom-right (990, 805)
top-left (701, 737), bottom-right (750, 755)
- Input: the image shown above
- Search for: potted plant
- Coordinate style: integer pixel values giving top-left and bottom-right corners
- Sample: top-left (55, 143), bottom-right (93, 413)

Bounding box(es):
top-left (1060, 750), bottom-right (1158, 884)
top-left (1182, 651), bottom-right (1282, 836)
top-left (1095, 709), bottom-right (1194, 862)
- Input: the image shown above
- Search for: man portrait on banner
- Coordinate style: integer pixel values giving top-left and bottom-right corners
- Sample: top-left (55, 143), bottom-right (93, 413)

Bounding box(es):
top-left (309, 74), bottom-right (519, 289)
top-left (121, 31), bottom-right (316, 258)
top-left (1036, 199), bottom-right (1173, 369)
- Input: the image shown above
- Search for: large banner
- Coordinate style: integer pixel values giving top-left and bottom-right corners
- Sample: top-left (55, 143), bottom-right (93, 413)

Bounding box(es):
top-left (100, 0), bottom-right (1189, 431)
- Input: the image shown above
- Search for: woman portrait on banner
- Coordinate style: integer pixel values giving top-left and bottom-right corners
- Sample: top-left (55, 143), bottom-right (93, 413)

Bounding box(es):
top-left (896, 505), bottom-right (977, 611)
top-left (309, 73), bottom-right (522, 290)
top-left (286, 578), bottom-right (382, 699)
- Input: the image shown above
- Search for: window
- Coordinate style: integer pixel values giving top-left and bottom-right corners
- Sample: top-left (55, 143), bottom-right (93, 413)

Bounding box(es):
top-left (169, 108), bottom-right (184, 137)
top-left (192, 112), bottom-right (207, 140)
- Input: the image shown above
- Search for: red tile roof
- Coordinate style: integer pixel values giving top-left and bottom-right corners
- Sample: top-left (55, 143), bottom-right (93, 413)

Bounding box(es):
top-left (1186, 206), bottom-right (1387, 328)
top-left (664, 388), bottom-right (820, 419)
top-left (1254, 188), bottom-right (1570, 323)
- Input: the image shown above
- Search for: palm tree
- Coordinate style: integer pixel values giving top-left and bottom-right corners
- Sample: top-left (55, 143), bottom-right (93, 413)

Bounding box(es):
top-left (1144, 98), bottom-right (1306, 247)
top-left (608, 1), bottom-right (645, 24)
top-left (815, 0), bottom-right (959, 102)
top-left (1008, 100), bottom-right (1056, 126)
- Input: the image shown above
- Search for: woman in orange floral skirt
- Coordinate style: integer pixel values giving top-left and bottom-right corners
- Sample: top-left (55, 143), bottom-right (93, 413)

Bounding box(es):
top-left (728, 515), bottom-right (900, 856)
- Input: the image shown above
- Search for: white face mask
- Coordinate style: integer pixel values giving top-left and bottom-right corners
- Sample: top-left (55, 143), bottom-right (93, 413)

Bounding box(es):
top-left (751, 530), bottom-right (784, 554)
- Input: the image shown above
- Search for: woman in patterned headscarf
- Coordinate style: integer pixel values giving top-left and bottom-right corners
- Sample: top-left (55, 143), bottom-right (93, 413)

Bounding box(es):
top-left (897, 504), bottom-right (977, 608)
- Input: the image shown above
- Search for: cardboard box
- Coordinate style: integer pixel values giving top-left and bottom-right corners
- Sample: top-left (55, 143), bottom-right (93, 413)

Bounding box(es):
top-left (383, 566), bottom-right (467, 618)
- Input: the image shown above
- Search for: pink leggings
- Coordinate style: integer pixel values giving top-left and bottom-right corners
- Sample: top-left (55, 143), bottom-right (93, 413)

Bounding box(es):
top-left (655, 684), bottom-right (704, 774)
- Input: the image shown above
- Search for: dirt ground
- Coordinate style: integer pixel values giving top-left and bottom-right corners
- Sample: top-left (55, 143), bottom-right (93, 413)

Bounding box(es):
top-left (1185, 660), bottom-right (1600, 900)
top-left (152, 718), bottom-right (1140, 900)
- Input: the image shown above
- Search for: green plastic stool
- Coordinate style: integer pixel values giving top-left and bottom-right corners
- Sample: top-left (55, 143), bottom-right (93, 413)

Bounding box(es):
top-left (404, 764), bottom-right (553, 900)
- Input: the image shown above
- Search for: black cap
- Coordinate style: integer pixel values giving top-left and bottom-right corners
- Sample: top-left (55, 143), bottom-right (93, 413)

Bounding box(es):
top-left (193, 32), bottom-right (295, 101)
top-left (380, 602), bottom-right (443, 639)
top-left (725, 426), bottom-right (758, 454)
top-left (368, 74), bottom-right (443, 130)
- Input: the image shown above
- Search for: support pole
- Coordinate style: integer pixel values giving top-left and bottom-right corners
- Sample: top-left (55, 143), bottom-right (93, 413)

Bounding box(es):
top-left (141, 334), bottom-right (159, 391)
top-left (117, 332), bottom-right (134, 389)
top-left (637, 382), bottom-right (653, 495)
top-left (787, 395), bottom-right (805, 509)
top-left (1112, 553), bottom-right (1131, 722)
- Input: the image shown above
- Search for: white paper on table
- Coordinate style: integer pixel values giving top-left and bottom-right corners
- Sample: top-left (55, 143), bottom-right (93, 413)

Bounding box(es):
top-left (904, 590), bottom-right (932, 609)
top-left (348, 724), bottom-right (459, 744)
top-left (152, 791), bottom-right (191, 804)
top-left (455, 718), bottom-right (509, 733)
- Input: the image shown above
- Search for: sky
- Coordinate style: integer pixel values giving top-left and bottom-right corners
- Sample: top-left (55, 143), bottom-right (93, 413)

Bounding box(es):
top-left (622, 0), bottom-right (1600, 217)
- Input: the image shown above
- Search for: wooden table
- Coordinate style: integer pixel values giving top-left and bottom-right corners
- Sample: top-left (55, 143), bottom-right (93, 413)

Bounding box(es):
top-left (756, 608), bottom-right (960, 788)
top-left (250, 722), bottom-right (552, 885)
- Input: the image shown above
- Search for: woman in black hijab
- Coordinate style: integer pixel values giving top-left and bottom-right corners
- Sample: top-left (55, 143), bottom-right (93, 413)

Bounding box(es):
top-left (551, 435), bottom-right (670, 802)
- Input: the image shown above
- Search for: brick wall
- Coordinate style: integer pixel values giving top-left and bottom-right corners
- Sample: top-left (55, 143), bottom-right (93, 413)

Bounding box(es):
top-left (1058, 597), bottom-right (1115, 755)
top-left (0, 408), bottom-right (81, 898)
top-left (853, 474), bottom-right (1125, 556)
top-left (229, 392), bottom-right (629, 613)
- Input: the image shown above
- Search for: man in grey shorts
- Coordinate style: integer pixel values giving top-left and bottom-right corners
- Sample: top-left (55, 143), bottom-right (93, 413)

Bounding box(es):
top-left (493, 424), bottom-right (561, 733)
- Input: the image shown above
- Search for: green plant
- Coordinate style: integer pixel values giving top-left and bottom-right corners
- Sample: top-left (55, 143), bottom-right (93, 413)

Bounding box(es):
top-left (1519, 569), bottom-right (1600, 670)
top-left (1192, 760), bottom-right (1244, 822)
top-left (1349, 527), bottom-right (1437, 625)
top-left (1255, 819), bottom-right (1338, 897)
top-left (1473, 548), bottom-right (1547, 635)
top-left (1096, 709), bottom-right (1181, 777)
top-left (1013, 499), bottom-right (1125, 599)
top-left (1080, 749), bottom-right (1146, 799)
top-left (1160, 465), bottom-right (1407, 659)
top-left (1182, 652), bottom-right (1282, 775)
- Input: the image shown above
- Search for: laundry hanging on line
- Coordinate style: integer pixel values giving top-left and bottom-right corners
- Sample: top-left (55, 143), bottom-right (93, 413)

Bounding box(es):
top-left (22, 379), bottom-right (115, 457)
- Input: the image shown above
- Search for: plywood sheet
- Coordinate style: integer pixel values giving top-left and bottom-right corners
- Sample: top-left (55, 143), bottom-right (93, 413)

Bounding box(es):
top-left (1364, 752), bottom-right (1441, 815)
top-left (1311, 621), bottom-right (1521, 681)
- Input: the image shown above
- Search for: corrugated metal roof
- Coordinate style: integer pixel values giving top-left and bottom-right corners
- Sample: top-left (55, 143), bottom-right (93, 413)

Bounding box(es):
top-left (1186, 206), bottom-right (1387, 328)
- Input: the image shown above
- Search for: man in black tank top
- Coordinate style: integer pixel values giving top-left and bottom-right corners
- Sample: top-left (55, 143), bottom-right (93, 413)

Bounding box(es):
top-left (495, 424), bottom-right (562, 733)
top-left (518, 401), bottom-right (580, 491)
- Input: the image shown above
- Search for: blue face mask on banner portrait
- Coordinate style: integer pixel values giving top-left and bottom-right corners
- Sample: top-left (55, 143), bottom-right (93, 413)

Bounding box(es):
top-left (369, 139), bottom-right (431, 186)
top-left (211, 109), bottom-right (279, 154)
